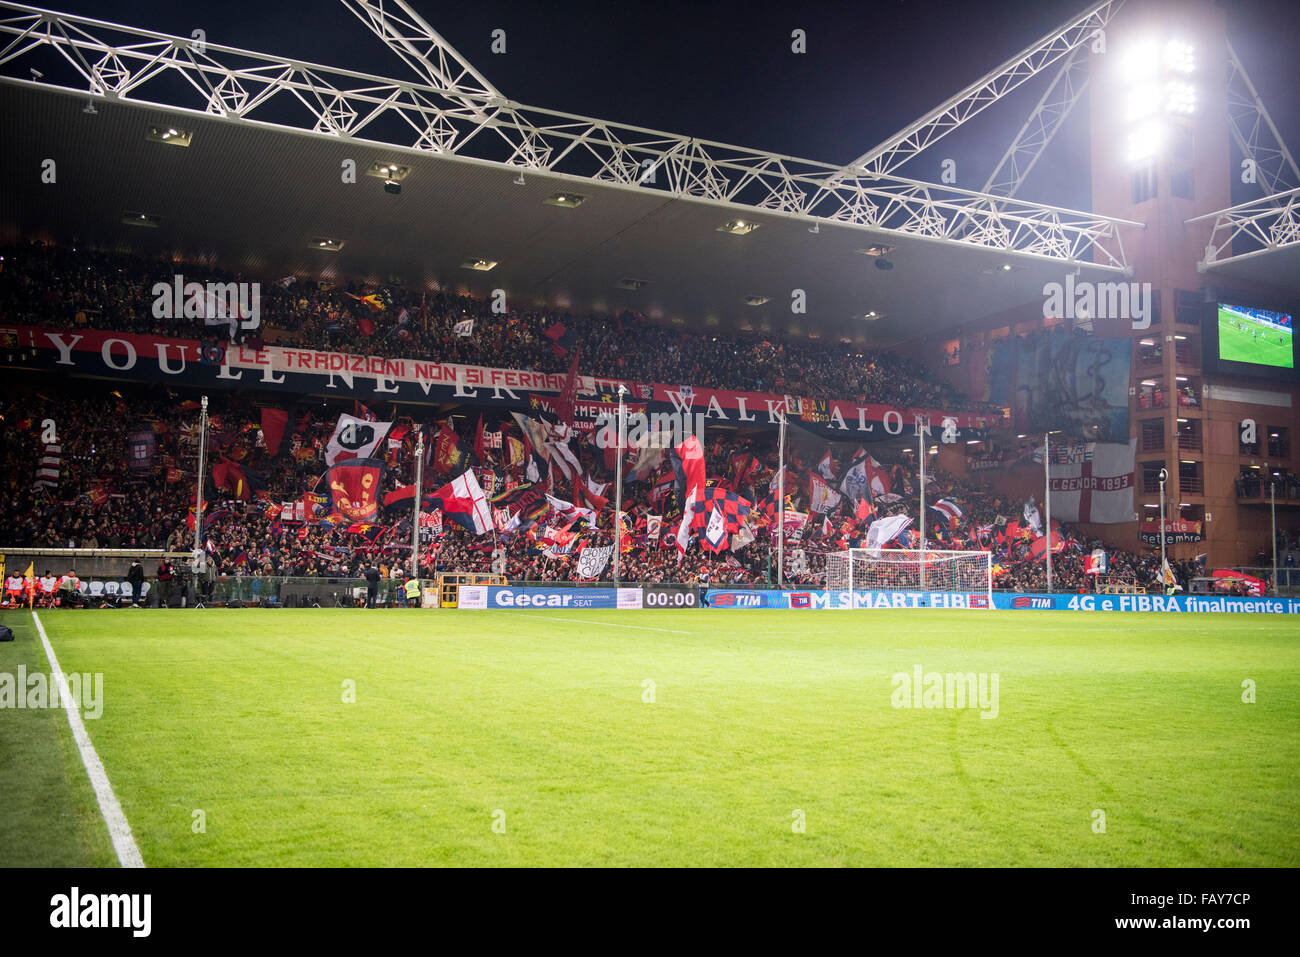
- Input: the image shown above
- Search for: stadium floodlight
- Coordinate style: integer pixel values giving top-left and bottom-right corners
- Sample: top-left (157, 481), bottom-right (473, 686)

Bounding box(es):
top-left (1164, 39), bottom-right (1195, 74)
top-left (825, 549), bottom-right (993, 605)
top-left (1127, 123), bottom-right (1164, 163)
top-left (1122, 41), bottom-right (1159, 82)
top-left (1165, 82), bottom-right (1196, 115)
top-left (1126, 85), bottom-right (1162, 122)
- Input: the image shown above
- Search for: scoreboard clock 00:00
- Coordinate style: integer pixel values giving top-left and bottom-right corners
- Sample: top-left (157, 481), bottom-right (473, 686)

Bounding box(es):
top-left (642, 585), bottom-right (699, 608)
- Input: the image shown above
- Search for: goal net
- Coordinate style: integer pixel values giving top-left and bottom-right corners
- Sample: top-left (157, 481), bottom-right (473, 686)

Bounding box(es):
top-left (824, 549), bottom-right (992, 603)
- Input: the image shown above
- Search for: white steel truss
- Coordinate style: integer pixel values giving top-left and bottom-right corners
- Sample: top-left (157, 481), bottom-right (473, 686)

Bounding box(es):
top-left (1189, 188), bottom-right (1300, 270)
top-left (846, 0), bottom-right (1120, 177)
top-left (1225, 39), bottom-right (1300, 198)
top-left (338, 0), bottom-right (500, 112)
top-left (981, 46), bottom-right (1091, 197)
top-left (0, 2), bottom-right (1140, 270)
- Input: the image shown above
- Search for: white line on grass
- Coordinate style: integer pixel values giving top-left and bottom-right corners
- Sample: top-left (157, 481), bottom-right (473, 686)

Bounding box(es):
top-left (511, 613), bottom-right (693, 635)
top-left (32, 611), bottom-right (145, 869)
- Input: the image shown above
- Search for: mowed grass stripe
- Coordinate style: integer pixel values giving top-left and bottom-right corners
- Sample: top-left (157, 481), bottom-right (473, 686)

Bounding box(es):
top-left (0, 611), bottom-right (117, 867)
top-left (25, 608), bottom-right (1300, 867)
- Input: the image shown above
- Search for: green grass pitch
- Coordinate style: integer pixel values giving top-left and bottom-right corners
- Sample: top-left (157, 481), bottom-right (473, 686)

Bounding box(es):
top-left (2, 607), bottom-right (1298, 867)
top-left (1217, 307), bottom-right (1293, 369)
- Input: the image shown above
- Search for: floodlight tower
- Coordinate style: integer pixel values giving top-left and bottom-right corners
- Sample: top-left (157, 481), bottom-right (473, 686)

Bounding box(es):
top-left (1088, 0), bottom-right (1228, 562)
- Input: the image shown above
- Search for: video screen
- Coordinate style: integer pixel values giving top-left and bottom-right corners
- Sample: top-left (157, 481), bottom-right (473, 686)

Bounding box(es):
top-left (1217, 302), bottom-right (1294, 369)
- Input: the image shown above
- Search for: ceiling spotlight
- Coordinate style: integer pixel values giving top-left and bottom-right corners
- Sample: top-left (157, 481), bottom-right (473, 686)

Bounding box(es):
top-left (147, 125), bottom-right (193, 147)
top-left (30, 68), bottom-right (42, 81)
top-left (122, 210), bottom-right (161, 228)
top-left (857, 244), bottom-right (895, 257)
top-left (808, 222), bottom-right (820, 234)
top-left (384, 180), bottom-right (401, 195)
top-left (717, 219), bottom-right (760, 236)
top-left (543, 192), bottom-right (587, 208)
top-left (514, 172), bottom-right (526, 186)
top-left (366, 162), bottom-right (410, 182)
top-left (83, 100), bottom-right (97, 115)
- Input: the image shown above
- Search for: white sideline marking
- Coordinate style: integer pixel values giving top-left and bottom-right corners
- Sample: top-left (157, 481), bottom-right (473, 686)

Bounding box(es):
top-left (31, 611), bottom-right (145, 869)
top-left (512, 613), bottom-right (693, 635)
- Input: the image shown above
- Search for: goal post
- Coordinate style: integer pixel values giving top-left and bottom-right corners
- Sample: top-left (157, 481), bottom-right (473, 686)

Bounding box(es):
top-left (824, 549), bottom-right (993, 606)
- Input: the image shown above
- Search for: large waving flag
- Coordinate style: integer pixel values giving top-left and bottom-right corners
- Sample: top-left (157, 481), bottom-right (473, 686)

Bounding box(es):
top-left (675, 487), bottom-right (698, 558)
top-left (545, 493), bottom-right (597, 527)
top-left (931, 498), bottom-right (964, 526)
top-left (864, 514), bottom-right (913, 550)
top-left (691, 485), bottom-right (752, 532)
top-left (428, 469), bottom-right (492, 535)
top-left (325, 458), bottom-right (385, 522)
top-left (808, 473), bottom-right (842, 515)
top-left (326, 414), bottom-right (393, 466)
top-left (701, 506), bottom-right (729, 552)
top-left (673, 434), bottom-right (707, 502)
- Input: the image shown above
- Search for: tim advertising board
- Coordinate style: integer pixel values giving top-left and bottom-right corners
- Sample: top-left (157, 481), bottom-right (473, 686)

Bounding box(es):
top-left (706, 590), bottom-right (991, 609)
top-left (995, 593), bottom-right (1300, 614)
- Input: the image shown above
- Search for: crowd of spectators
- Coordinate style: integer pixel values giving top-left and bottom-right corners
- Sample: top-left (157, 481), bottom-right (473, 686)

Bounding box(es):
top-left (0, 241), bottom-right (1000, 412)
top-left (0, 377), bottom-right (1220, 599)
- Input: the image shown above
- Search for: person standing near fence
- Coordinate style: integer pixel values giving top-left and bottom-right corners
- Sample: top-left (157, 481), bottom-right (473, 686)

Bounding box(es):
top-left (127, 559), bottom-right (145, 607)
top-left (156, 558), bottom-right (174, 608)
top-left (363, 564), bottom-right (381, 608)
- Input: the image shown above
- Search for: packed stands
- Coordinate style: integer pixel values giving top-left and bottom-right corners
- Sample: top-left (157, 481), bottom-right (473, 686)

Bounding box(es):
top-left (0, 376), bottom-right (1204, 600)
top-left (0, 241), bottom-right (1000, 412)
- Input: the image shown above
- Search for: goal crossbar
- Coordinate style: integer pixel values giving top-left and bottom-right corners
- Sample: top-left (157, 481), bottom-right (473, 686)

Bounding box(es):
top-left (825, 549), bottom-right (993, 606)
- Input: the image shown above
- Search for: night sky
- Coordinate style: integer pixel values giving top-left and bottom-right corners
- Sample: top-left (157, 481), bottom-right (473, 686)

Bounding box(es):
top-left (60, 0), bottom-right (1300, 208)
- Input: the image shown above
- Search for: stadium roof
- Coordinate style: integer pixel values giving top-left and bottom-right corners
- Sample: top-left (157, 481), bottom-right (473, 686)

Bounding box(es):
top-left (0, 1), bottom-right (1144, 346)
top-left (1, 80), bottom-right (1136, 346)
top-left (1190, 188), bottom-right (1300, 296)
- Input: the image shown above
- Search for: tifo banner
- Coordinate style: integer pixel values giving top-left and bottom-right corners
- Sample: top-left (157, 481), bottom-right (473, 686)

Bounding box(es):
top-left (1047, 439), bottom-right (1136, 524)
top-left (6, 325), bottom-right (997, 439)
top-left (988, 333), bottom-right (1131, 441)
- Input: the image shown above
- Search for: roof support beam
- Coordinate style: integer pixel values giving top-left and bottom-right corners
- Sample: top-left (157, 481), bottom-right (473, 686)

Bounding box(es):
top-left (0, 1), bottom-right (1140, 271)
top-left (1226, 39), bottom-right (1300, 198)
top-left (337, 0), bottom-right (499, 112)
top-left (846, 0), bottom-right (1120, 177)
top-left (981, 45), bottom-right (1090, 197)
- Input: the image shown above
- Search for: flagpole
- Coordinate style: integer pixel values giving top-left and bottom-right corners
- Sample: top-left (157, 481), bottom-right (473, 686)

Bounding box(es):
top-left (1158, 468), bottom-right (1167, 589)
top-left (193, 395), bottom-right (208, 554)
top-left (1044, 432), bottom-right (1053, 593)
top-left (614, 386), bottom-right (626, 583)
top-left (777, 407), bottom-right (786, 589)
top-left (413, 426), bottom-right (424, 581)
top-left (919, 419), bottom-right (927, 591)
top-left (1271, 478), bottom-right (1278, 595)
